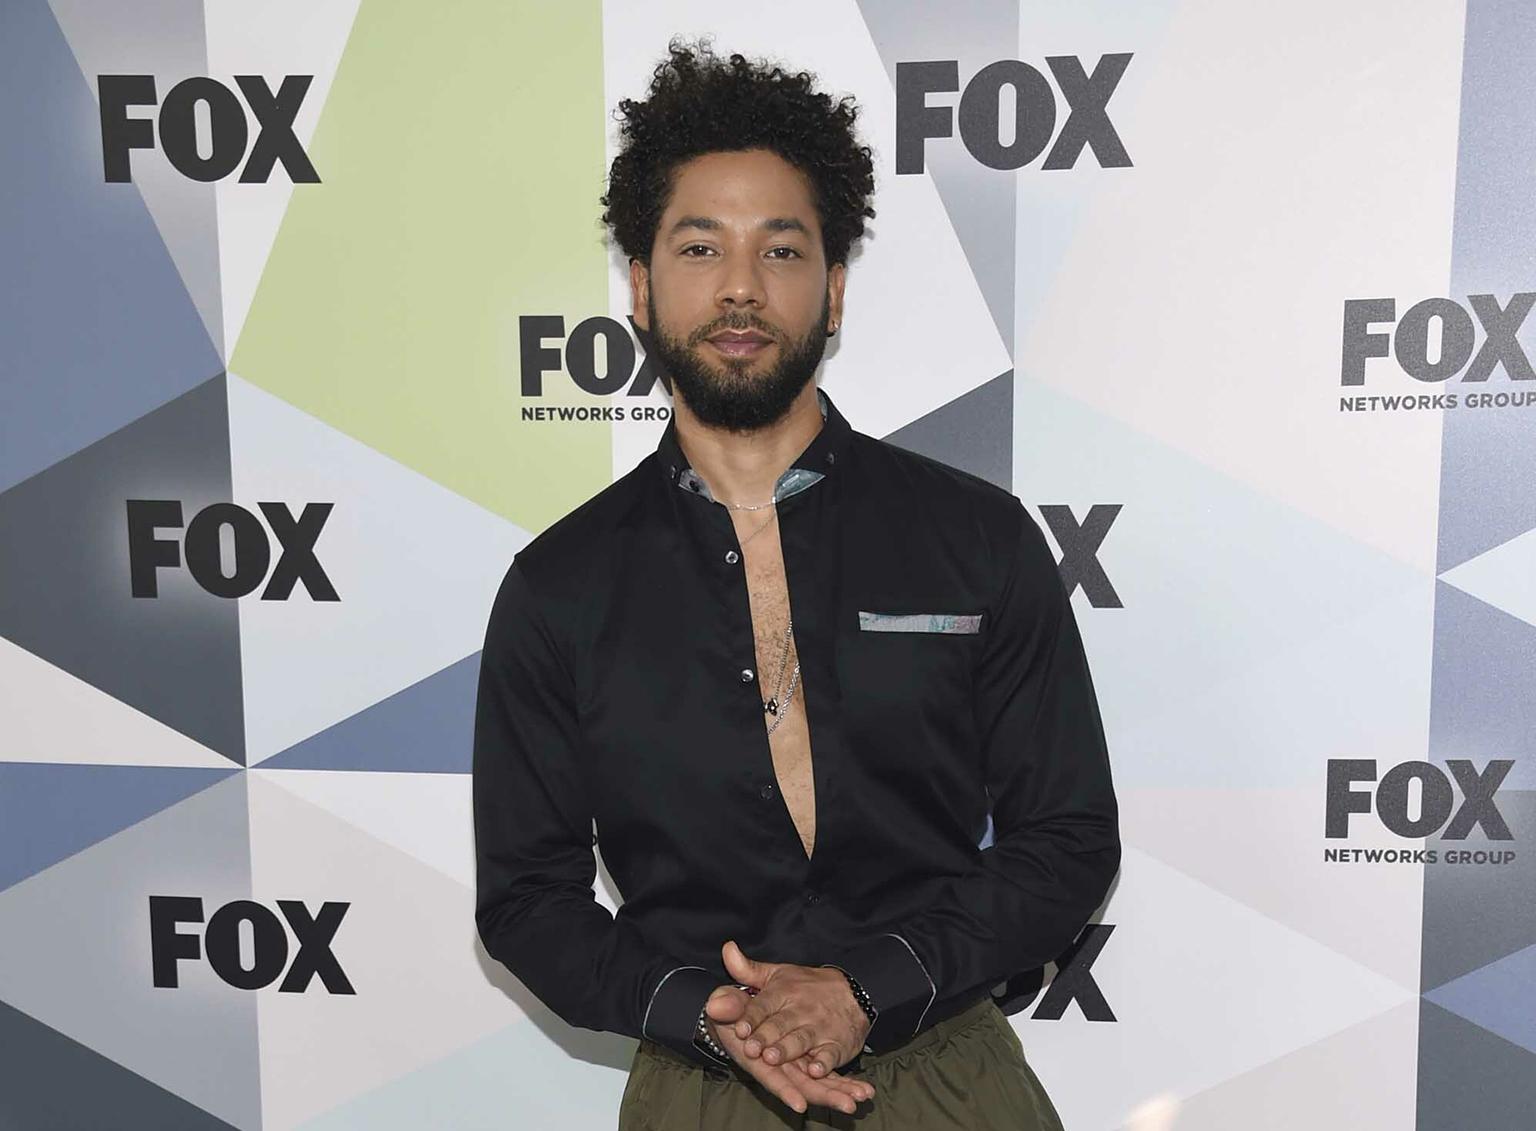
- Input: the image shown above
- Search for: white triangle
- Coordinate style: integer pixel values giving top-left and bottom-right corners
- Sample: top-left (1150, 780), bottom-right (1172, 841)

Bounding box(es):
top-left (1164, 1002), bottom-right (1419, 1131)
top-left (1119, 788), bottom-right (1424, 992)
top-left (1010, 379), bottom-right (1437, 792)
top-left (297, 1009), bottom-right (633, 1130)
top-left (602, 0), bottom-right (1010, 478)
top-left (257, 768), bottom-right (625, 914)
top-left (208, 0), bottom-right (363, 356)
top-left (246, 773), bottom-right (523, 1129)
top-left (1440, 526), bottom-right (1536, 629)
top-left (1013, 2), bottom-right (1465, 573)
top-left (258, 769), bottom-right (475, 888)
top-left (0, 636), bottom-right (231, 768)
top-left (1021, 848), bottom-right (1414, 1131)
top-left (226, 375), bottom-right (530, 764)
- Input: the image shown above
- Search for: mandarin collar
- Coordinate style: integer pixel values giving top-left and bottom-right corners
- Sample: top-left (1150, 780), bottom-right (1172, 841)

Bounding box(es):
top-left (657, 386), bottom-right (851, 504)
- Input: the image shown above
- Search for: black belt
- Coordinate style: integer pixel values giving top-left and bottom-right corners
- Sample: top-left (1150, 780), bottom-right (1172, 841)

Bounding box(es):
top-left (841, 987), bottom-right (992, 1073)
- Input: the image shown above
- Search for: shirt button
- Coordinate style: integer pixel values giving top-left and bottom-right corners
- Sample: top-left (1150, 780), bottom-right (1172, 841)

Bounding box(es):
top-left (826, 451), bottom-right (836, 465)
top-left (803, 890), bottom-right (822, 906)
top-left (725, 550), bottom-right (739, 564)
top-left (760, 783), bottom-right (776, 800)
top-left (739, 668), bottom-right (755, 683)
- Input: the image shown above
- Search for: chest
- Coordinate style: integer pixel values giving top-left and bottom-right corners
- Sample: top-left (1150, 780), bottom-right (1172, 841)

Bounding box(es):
top-left (734, 511), bottom-right (818, 858)
top-left (577, 496), bottom-right (990, 845)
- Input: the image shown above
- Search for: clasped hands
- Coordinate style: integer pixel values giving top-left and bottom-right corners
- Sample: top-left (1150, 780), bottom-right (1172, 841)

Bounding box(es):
top-left (701, 939), bottom-right (876, 1116)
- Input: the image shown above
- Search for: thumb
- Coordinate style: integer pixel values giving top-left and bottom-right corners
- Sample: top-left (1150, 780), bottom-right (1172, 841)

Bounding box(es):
top-left (705, 985), bottom-right (749, 1022)
top-left (722, 939), bottom-right (769, 985)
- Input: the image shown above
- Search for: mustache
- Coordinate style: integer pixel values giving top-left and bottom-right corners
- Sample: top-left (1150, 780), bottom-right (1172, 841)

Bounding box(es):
top-left (686, 313), bottom-right (782, 346)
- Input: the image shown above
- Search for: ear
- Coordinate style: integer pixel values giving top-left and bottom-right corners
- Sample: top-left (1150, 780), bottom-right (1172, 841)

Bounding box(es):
top-left (826, 262), bottom-right (847, 335)
top-left (629, 258), bottom-right (651, 331)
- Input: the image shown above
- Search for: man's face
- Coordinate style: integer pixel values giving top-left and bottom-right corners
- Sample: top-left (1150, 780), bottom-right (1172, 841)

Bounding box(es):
top-left (631, 148), bottom-right (846, 431)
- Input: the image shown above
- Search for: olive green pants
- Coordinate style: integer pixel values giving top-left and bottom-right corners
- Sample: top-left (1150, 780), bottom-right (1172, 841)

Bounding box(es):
top-left (617, 996), bottom-right (1065, 1130)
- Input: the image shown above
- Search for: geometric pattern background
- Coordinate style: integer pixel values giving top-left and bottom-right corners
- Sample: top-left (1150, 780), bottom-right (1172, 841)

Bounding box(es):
top-left (1, 0), bottom-right (1530, 1127)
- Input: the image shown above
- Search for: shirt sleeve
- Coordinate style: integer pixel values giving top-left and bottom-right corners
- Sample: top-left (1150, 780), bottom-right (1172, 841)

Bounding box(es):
top-left (472, 559), bottom-right (728, 1068)
top-left (828, 502), bottom-right (1121, 1051)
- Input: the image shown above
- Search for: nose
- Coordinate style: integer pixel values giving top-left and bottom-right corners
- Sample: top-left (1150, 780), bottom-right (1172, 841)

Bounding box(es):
top-left (714, 251), bottom-right (766, 311)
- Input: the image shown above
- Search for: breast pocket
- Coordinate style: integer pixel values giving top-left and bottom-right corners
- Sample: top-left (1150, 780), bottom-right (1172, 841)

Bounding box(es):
top-left (839, 603), bottom-right (986, 751)
top-left (857, 610), bottom-right (984, 635)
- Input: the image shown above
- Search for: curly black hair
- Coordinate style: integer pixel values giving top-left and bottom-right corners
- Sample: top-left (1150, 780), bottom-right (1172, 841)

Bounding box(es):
top-left (602, 39), bottom-right (875, 267)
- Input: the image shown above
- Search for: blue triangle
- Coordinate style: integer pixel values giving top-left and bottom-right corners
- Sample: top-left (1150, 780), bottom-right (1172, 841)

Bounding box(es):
top-left (263, 653), bottom-right (480, 773)
top-left (0, 0), bottom-right (222, 495)
top-left (1437, 0), bottom-right (1536, 572)
top-left (1430, 581), bottom-right (1536, 791)
top-left (1426, 944), bottom-right (1536, 1057)
top-left (0, 763), bottom-right (235, 893)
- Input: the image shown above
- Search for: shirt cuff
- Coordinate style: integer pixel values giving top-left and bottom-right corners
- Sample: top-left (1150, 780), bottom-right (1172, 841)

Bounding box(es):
top-left (827, 933), bottom-right (937, 1053)
top-left (641, 965), bottom-right (729, 1068)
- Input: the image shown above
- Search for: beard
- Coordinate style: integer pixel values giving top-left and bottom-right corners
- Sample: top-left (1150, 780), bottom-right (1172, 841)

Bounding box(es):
top-left (646, 290), bottom-right (830, 432)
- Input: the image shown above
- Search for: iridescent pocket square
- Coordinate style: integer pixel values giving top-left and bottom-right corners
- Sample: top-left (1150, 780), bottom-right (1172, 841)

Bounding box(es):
top-left (857, 611), bottom-right (983, 634)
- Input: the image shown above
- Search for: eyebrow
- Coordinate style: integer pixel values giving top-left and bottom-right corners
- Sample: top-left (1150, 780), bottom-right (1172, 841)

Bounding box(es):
top-left (667, 215), bottom-right (811, 237)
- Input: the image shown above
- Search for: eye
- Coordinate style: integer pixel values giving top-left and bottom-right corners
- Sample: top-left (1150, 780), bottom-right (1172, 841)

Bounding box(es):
top-left (680, 244), bottom-right (716, 257)
top-left (765, 246), bottom-right (802, 260)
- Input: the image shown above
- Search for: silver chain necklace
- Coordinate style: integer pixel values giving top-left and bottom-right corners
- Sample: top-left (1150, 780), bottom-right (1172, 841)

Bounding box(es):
top-left (737, 506), bottom-right (777, 548)
top-left (722, 500), bottom-right (798, 734)
top-left (763, 613), bottom-right (801, 736)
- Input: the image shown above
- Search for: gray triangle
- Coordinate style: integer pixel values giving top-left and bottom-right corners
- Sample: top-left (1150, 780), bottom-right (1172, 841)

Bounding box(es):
top-left (883, 371), bottom-right (1013, 491)
top-left (1437, 401), bottom-right (1536, 574)
top-left (1428, 582), bottom-right (1536, 793)
top-left (0, 998), bottom-right (238, 1130)
top-left (1421, 788), bottom-right (1536, 991)
top-left (0, 376), bottom-right (245, 763)
top-left (0, 773), bottom-right (260, 1129)
top-left (855, 0), bottom-right (1017, 353)
top-left (1417, 1001), bottom-right (1536, 1130)
top-left (49, 0), bottom-right (225, 359)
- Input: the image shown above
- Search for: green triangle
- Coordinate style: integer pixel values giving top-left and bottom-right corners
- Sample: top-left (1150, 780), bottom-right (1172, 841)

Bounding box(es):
top-left (233, 1), bottom-right (612, 532)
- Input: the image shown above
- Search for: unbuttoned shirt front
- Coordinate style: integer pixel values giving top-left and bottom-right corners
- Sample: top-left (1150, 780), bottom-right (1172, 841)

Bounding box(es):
top-left (472, 386), bottom-right (1120, 1070)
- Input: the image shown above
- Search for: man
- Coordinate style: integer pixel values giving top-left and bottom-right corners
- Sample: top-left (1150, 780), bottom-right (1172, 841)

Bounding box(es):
top-left (473, 41), bottom-right (1119, 1130)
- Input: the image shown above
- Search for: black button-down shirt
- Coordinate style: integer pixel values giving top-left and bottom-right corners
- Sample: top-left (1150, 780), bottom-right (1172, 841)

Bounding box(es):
top-left (472, 387), bottom-right (1119, 1070)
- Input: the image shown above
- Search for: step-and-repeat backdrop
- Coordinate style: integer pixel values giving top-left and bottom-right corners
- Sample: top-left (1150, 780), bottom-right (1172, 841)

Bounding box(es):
top-left (3, 1), bottom-right (1532, 1128)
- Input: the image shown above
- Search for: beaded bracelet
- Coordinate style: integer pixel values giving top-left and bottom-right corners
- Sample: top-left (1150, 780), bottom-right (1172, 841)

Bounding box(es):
top-left (830, 967), bottom-right (879, 1027)
top-left (693, 982), bottom-right (756, 1063)
top-left (694, 1009), bottom-right (729, 1061)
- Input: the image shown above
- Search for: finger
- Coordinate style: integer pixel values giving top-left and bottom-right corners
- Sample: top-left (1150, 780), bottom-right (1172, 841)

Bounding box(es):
top-left (733, 991), bottom-right (780, 1040)
top-left (802, 1040), bottom-right (846, 1078)
top-left (747, 1011), bottom-right (792, 1056)
top-left (818, 1068), bottom-right (875, 1104)
top-left (737, 1054), bottom-right (809, 1115)
top-left (799, 1048), bottom-right (874, 1101)
top-left (780, 1058), bottom-right (868, 1115)
top-left (762, 1024), bottom-right (816, 1066)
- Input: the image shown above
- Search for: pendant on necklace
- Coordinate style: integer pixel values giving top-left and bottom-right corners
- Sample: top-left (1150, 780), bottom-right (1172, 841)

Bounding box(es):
top-left (764, 698), bottom-right (779, 716)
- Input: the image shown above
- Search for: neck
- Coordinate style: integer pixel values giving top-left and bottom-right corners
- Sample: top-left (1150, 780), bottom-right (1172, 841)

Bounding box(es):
top-left (673, 384), bottom-right (823, 507)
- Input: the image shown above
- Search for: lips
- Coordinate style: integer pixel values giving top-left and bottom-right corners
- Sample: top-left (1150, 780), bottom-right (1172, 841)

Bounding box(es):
top-left (706, 329), bottom-right (773, 358)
